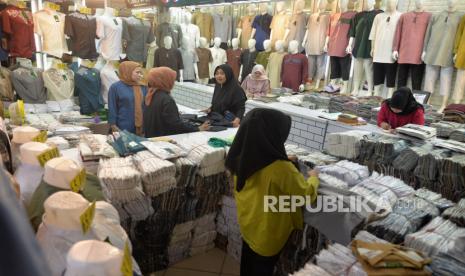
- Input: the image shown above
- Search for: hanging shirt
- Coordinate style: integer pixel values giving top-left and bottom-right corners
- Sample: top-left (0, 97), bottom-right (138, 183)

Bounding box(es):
top-left (240, 49), bottom-right (258, 81)
top-left (270, 13), bottom-right (290, 49)
top-left (96, 16), bottom-right (123, 61)
top-left (267, 51), bottom-right (286, 88)
top-left (155, 22), bottom-right (183, 50)
top-left (213, 13), bottom-right (232, 43)
top-left (281, 53), bottom-right (308, 92)
top-left (2, 5), bottom-right (35, 58)
top-left (455, 15), bottom-right (465, 69)
top-left (10, 65), bottom-right (46, 104)
top-left (237, 15), bottom-right (254, 49)
top-left (69, 63), bottom-right (104, 115)
top-left (33, 9), bottom-right (68, 58)
top-left (286, 13), bottom-right (308, 53)
top-left (192, 12), bottom-right (214, 41)
top-left (0, 67), bottom-right (13, 101)
top-left (349, 9), bottom-right (383, 59)
top-left (392, 11), bottom-right (432, 65)
top-left (210, 47), bottom-right (227, 78)
top-left (180, 23), bottom-right (200, 50)
top-left (255, 51), bottom-right (271, 68)
top-left (369, 11), bottom-right (402, 64)
top-left (100, 63), bottom-right (119, 104)
top-left (108, 81), bottom-right (147, 134)
top-left (154, 47), bottom-right (184, 81)
top-left (196, 47), bottom-right (213, 79)
top-left (145, 44), bottom-right (158, 70)
top-left (305, 13), bottom-right (331, 56)
top-left (227, 48), bottom-right (242, 80)
top-left (122, 17), bottom-right (154, 63)
top-left (328, 11), bottom-right (357, 57)
top-left (252, 13), bottom-right (273, 51)
top-left (64, 12), bottom-right (98, 60)
top-left (423, 10), bottom-right (464, 68)
top-left (181, 49), bottom-right (199, 81)
top-left (43, 68), bottom-right (74, 101)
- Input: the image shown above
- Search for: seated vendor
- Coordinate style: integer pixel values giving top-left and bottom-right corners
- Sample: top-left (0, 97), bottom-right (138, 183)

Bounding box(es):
top-left (377, 87), bottom-right (425, 130)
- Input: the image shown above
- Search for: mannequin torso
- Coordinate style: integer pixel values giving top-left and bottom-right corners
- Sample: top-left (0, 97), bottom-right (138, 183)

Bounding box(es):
top-left (96, 10), bottom-right (123, 61)
top-left (33, 6), bottom-right (68, 58)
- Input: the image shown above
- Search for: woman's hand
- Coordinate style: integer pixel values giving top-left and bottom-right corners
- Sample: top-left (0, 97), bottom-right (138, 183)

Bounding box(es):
top-left (110, 125), bottom-right (119, 133)
top-left (288, 155), bottom-right (298, 162)
top-left (380, 122), bottom-right (391, 130)
top-left (202, 108), bottom-right (212, 114)
top-left (198, 121), bottom-right (211, 131)
top-left (232, 118), bottom-right (241, 128)
top-left (308, 169), bottom-right (319, 178)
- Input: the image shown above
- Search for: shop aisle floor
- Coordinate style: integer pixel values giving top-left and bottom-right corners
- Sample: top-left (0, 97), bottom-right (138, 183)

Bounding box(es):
top-left (154, 248), bottom-right (240, 276)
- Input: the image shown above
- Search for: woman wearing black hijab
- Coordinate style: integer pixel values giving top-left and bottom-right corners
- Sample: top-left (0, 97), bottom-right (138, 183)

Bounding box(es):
top-left (204, 64), bottom-right (247, 127)
top-left (225, 108), bottom-right (319, 276)
top-left (377, 87), bottom-right (425, 130)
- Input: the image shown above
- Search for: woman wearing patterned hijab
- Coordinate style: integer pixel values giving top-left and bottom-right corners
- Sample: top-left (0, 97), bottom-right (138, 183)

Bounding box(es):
top-left (108, 61), bottom-right (147, 136)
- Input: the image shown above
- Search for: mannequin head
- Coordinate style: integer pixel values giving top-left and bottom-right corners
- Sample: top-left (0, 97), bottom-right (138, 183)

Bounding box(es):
top-left (216, 6), bottom-right (225, 15)
top-left (259, 3), bottom-right (269, 14)
top-left (104, 7), bottom-right (115, 17)
top-left (163, 36), bottom-right (173, 49)
top-left (247, 4), bottom-right (257, 16)
top-left (43, 191), bottom-right (89, 230)
top-left (183, 11), bottom-right (192, 24)
top-left (213, 37), bottom-right (222, 47)
top-left (294, 0), bottom-right (305, 13)
top-left (386, 0), bottom-right (398, 12)
top-left (43, 157), bottom-right (82, 189)
top-left (95, 8), bottom-right (104, 16)
top-left (199, 37), bottom-right (208, 48)
top-left (20, 142), bottom-right (52, 166)
top-left (276, 1), bottom-right (286, 13)
top-left (263, 40), bottom-right (271, 52)
top-left (231, 38), bottom-right (239, 49)
top-left (448, 0), bottom-right (458, 10)
top-left (275, 40), bottom-right (285, 52)
top-left (414, 0), bottom-right (424, 10)
top-left (65, 240), bottom-right (124, 276)
top-left (339, 0), bottom-right (349, 12)
top-left (248, 39), bottom-right (256, 50)
top-left (12, 126), bottom-right (40, 144)
top-left (362, 0), bottom-right (375, 11)
top-left (318, 0), bottom-right (328, 12)
top-left (288, 40), bottom-right (299, 54)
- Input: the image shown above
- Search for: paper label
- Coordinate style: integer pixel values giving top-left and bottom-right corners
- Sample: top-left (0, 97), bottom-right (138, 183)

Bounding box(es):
top-left (18, 1), bottom-right (27, 9)
top-left (32, 130), bottom-right (48, 143)
top-left (121, 241), bottom-right (133, 276)
top-left (37, 147), bottom-right (60, 167)
top-left (70, 169), bottom-right (86, 193)
top-left (57, 63), bottom-right (68, 70)
top-left (79, 7), bottom-right (92, 15)
top-left (80, 201), bottom-right (96, 234)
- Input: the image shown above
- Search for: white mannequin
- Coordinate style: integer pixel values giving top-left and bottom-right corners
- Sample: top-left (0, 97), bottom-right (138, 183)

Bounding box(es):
top-left (372, 0), bottom-right (399, 98)
top-left (263, 40), bottom-right (272, 52)
top-left (251, 3), bottom-right (269, 39)
top-left (43, 191), bottom-right (89, 231)
top-left (210, 37), bottom-right (227, 79)
top-left (198, 37), bottom-right (210, 85)
top-left (180, 37), bottom-right (199, 83)
top-left (282, 40), bottom-right (305, 92)
top-left (163, 36), bottom-right (184, 82)
top-left (65, 240), bottom-right (124, 276)
top-left (346, 0), bottom-right (375, 96)
top-left (283, 0), bottom-right (305, 43)
top-left (239, 39), bottom-right (257, 82)
top-left (275, 40), bottom-right (285, 53)
top-left (103, 7), bottom-right (115, 17)
top-left (231, 38), bottom-right (240, 50)
top-left (95, 8), bottom-right (104, 16)
top-left (236, 5), bottom-right (257, 44)
top-left (422, 0), bottom-right (459, 111)
top-left (43, 157), bottom-right (82, 190)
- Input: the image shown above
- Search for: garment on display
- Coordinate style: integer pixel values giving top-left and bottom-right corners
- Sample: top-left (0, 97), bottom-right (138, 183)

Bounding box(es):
top-left (252, 13), bottom-right (272, 52)
top-left (69, 63), bottom-right (105, 115)
top-left (0, 67), bottom-right (14, 101)
top-left (64, 12), bottom-right (98, 60)
top-left (96, 13), bottom-right (123, 61)
top-left (11, 64), bottom-right (46, 104)
top-left (196, 46), bottom-right (213, 80)
top-left (122, 17), bottom-right (155, 63)
top-left (154, 47), bottom-right (184, 81)
top-left (181, 47), bottom-right (199, 82)
top-left (240, 46), bottom-right (258, 83)
top-left (281, 51), bottom-right (308, 92)
top-left (237, 15), bottom-right (254, 49)
top-left (155, 21), bottom-right (183, 50)
top-left (192, 11), bottom-right (214, 42)
top-left (2, 4), bottom-right (35, 58)
top-left (33, 7), bottom-right (68, 59)
top-left (100, 61), bottom-right (119, 104)
top-left (285, 13), bottom-right (307, 53)
top-left (210, 40), bottom-right (227, 79)
top-left (213, 13), bottom-right (232, 46)
top-left (349, 9), bottom-right (383, 59)
top-left (226, 47), bottom-right (241, 80)
top-left (43, 66), bottom-right (74, 101)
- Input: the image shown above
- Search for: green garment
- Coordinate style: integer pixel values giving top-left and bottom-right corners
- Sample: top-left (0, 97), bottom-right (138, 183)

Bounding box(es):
top-left (208, 137), bottom-right (234, 148)
top-left (454, 15), bottom-right (465, 69)
top-left (28, 173), bottom-right (105, 231)
top-left (349, 10), bottom-right (382, 59)
top-left (255, 51), bottom-right (272, 68)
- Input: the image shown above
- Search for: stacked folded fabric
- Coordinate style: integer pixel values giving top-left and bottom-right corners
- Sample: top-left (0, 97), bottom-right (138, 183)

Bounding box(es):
top-left (405, 217), bottom-right (465, 257)
top-left (414, 188), bottom-right (455, 212)
top-left (433, 139), bottom-right (465, 154)
top-left (187, 145), bottom-right (225, 177)
top-left (328, 95), bottom-right (354, 113)
top-left (216, 196), bottom-right (242, 261)
top-left (414, 148), bottom-right (451, 192)
top-left (299, 152), bottom-right (339, 168)
top-left (58, 111), bottom-right (95, 125)
top-left (79, 134), bottom-right (118, 161)
top-left (317, 160), bottom-right (370, 187)
top-left (431, 249), bottom-right (465, 276)
top-left (438, 154), bottom-right (465, 201)
top-left (25, 113), bottom-right (63, 131)
top-left (326, 130), bottom-right (370, 159)
top-left (190, 214), bottom-right (217, 256)
top-left (442, 199), bottom-right (465, 227)
top-left (431, 121), bottom-right (464, 138)
top-left (174, 157), bottom-right (199, 189)
top-left (444, 104), bottom-right (465, 123)
top-left (152, 187), bottom-right (184, 212)
top-left (98, 157), bottom-right (153, 222)
top-left (342, 99), bottom-right (359, 116)
top-left (397, 124), bottom-right (437, 140)
top-left (285, 144), bottom-right (310, 157)
top-left (24, 103), bottom-right (49, 114)
top-left (370, 107), bottom-right (381, 125)
top-left (194, 173), bottom-right (226, 217)
top-left (133, 151), bottom-right (177, 197)
top-left (304, 93), bottom-right (331, 110)
top-left (450, 128), bottom-right (465, 142)
top-left (356, 96), bottom-right (384, 120)
top-left (350, 177), bottom-right (399, 213)
top-left (46, 136), bottom-right (70, 150)
top-left (277, 94), bottom-right (305, 106)
top-left (168, 221), bottom-right (195, 264)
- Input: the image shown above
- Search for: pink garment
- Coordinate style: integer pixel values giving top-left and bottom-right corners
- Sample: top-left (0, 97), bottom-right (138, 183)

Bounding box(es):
top-left (327, 11), bottom-right (357, 57)
top-left (241, 76), bottom-right (270, 97)
top-left (305, 13), bottom-right (331, 55)
top-left (392, 11), bottom-right (432, 64)
top-left (281, 53), bottom-right (308, 92)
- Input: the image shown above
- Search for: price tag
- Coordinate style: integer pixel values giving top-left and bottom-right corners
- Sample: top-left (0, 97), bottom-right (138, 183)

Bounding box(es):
top-left (18, 100), bottom-right (25, 125)
top-left (80, 201), bottom-right (96, 234)
top-left (37, 147), bottom-right (60, 167)
top-left (114, 10), bottom-right (119, 17)
top-left (79, 7), bottom-right (92, 15)
top-left (32, 130), bottom-right (48, 143)
top-left (135, 12), bottom-right (144, 20)
top-left (120, 241), bottom-right (132, 276)
top-left (70, 169), bottom-right (86, 193)
top-left (57, 62), bottom-right (68, 70)
top-left (18, 1), bottom-right (27, 9)
top-left (53, 3), bottom-right (61, 11)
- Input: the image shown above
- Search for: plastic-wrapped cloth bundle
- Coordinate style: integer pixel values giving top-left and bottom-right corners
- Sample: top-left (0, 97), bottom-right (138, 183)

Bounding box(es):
top-left (318, 173), bottom-right (349, 190)
top-left (109, 130), bottom-right (147, 157)
top-left (442, 199), bottom-right (465, 227)
top-left (405, 217), bottom-right (465, 257)
top-left (430, 249), bottom-right (465, 276)
top-left (79, 134), bottom-right (118, 161)
top-left (174, 157), bottom-right (198, 188)
top-left (438, 154), bottom-right (465, 201)
top-left (190, 213), bottom-right (217, 256)
top-left (317, 160), bottom-right (370, 187)
top-left (152, 187), bottom-right (184, 212)
top-left (450, 128), bottom-right (465, 142)
top-left (414, 188), bottom-right (455, 212)
top-left (46, 136), bottom-right (69, 150)
top-left (186, 145), bottom-right (225, 177)
top-left (168, 221), bottom-right (195, 265)
top-left (325, 130), bottom-right (370, 160)
top-left (285, 144), bottom-right (309, 157)
top-left (304, 93), bottom-right (331, 109)
top-left (194, 173), bottom-right (226, 217)
top-left (414, 148), bottom-right (451, 192)
top-left (291, 263), bottom-right (332, 276)
top-left (176, 197), bottom-right (198, 224)
top-left (329, 95), bottom-right (354, 113)
top-left (342, 99), bottom-right (359, 116)
top-left (350, 177), bottom-right (398, 215)
top-left (353, 230), bottom-right (389, 243)
top-left (133, 151), bottom-right (176, 197)
top-left (25, 113), bottom-right (63, 131)
top-left (397, 124), bottom-right (437, 140)
top-left (431, 121), bottom-right (464, 138)
top-left (356, 96), bottom-right (384, 120)
top-left (299, 152), bottom-right (339, 168)
top-left (111, 196), bottom-right (154, 222)
top-left (393, 145), bottom-right (432, 174)
top-left (277, 94), bottom-right (306, 106)
top-left (372, 137), bottom-right (409, 165)
top-left (367, 196), bottom-right (439, 244)
top-left (315, 243), bottom-right (367, 276)
top-left (365, 172), bottom-right (414, 198)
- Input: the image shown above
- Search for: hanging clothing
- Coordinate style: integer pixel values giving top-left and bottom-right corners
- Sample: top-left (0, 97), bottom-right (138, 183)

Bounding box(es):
top-left (0, 67), bottom-right (13, 101)
top-left (96, 16), bottom-right (123, 61)
top-left (69, 63), bottom-right (104, 115)
top-left (33, 9), bottom-right (68, 58)
top-left (369, 11), bottom-right (402, 64)
top-left (211, 64), bottom-right (246, 119)
top-left (252, 13), bottom-right (273, 51)
top-left (180, 49), bottom-right (199, 81)
top-left (328, 11), bottom-right (357, 57)
top-left (196, 48), bottom-right (213, 79)
top-left (237, 16), bottom-right (254, 49)
top-left (281, 53), bottom-right (308, 92)
top-left (240, 49), bottom-right (258, 82)
top-left (155, 22), bottom-right (183, 50)
top-left (227, 48), bottom-right (242, 80)
top-left (64, 12), bottom-right (98, 60)
top-left (145, 44), bottom-right (158, 70)
top-left (43, 68), bottom-right (74, 101)
top-left (192, 12), bottom-right (214, 42)
top-left (122, 17), bottom-right (154, 63)
top-left (267, 52), bottom-right (286, 89)
top-left (270, 13), bottom-right (290, 49)
top-left (305, 13), bottom-right (330, 56)
top-left (349, 10), bottom-right (383, 59)
top-left (180, 23), bottom-right (200, 50)
top-left (213, 14), bottom-right (232, 43)
top-left (2, 5), bottom-right (35, 58)
top-left (100, 62), bottom-right (119, 104)
top-left (255, 51), bottom-right (271, 68)
top-left (454, 15), bottom-right (465, 69)
top-left (153, 47), bottom-right (184, 81)
top-left (10, 65), bottom-right (46, 104)
top-left (286, 13), bottom-right (308, 53)
top-left (210, 47), bottom-right (227, 79)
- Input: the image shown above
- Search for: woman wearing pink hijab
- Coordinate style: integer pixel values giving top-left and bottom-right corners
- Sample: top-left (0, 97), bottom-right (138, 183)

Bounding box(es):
top-left (241, 64), bottom-right (271, 98)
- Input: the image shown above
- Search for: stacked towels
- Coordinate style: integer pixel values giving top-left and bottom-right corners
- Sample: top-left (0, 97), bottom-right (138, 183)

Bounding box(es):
top-left (168, 221), bottom-right (195, 264)
top-left (431, 121), bottom-right (464, 138)
top-left (190, 214), bottom-right (217, 256)
top-left (216, 196), bottom-right (242, 261)
top-left (450, 128), bottom-right (465, 142)
top-left (396, 124), bottom-right (437, 140)
top-left (79, 134), bottom-right (118, 161)
top-left (442, 199), bottom-right (465, 227)
top-left (444, 104), bottom-right (465, 123)
top-left (187, 145), bottom-right (226, 177)
top-left (326, 130), bottom-right (370, 159)
top-left (328, 95), bottom-right (354, 113)
top-left (414, 148), bottom-right (451, 192)
top-left (438, 154), bottom-right (465, 201)
top-left (317, 160), bottom-right (370, 187)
